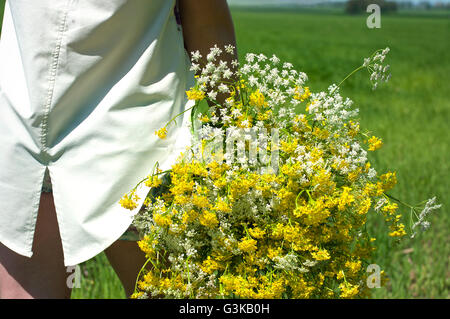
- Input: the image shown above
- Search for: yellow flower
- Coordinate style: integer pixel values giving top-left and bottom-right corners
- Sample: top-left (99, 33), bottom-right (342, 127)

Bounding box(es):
top-left (382, 202), bottom-right (398, 214)
top-left (137, 235), bottom-right (157, 258)
top-left (144, 175), bottom-right (162, 188)
top-left (345, 260), bottom-right (362, 275)
top-left (155, 127), bottom-right (167, 139)
top-left (295, 198), bottom-right (331, 226)
top-left (339, 282), bottom-right (359, 298)
top-left (357, 197), bottom-right (372, 215)
top-left (200, 114), bottom-right (210, 123)
top-left (311, 249), bottom-right (331, 261)
top-left (238, 237), bottom-right (257, 253)
top-left (119, 191), bottom-right (140, 210)
top-left (181, 209), bottom-right (198, 224)
top-left (311, 169), bottom-right (336, 195)
top-left (257, 110), bottom-right (272, 121)
top-left (293, 86), bottom-right (311, 101)
top-left (312, 127), bottom-right (330, 139)
top-left (249, 90), bottom-right (267, 107)
top-left (130, 292), bottom-right (144, 299)
top-left (347, 167), bottom-right (362, 183)
top-left (153, 213), bottom-right (172, 227)
top-left (186, 88), bottom-right (205, 101)
top-left (380, 171), bottom-right (397, 191)
top-left (248, 226), bottom-right (266, 239)
top-left (267, 247), bottom-right (283, 260)
top-left (389, 223), bottom-right (406, 237)
top-left (347, 120), bottom-right (360, 137)
top-left (201, 256), bottom-right (222, 274)
top-left (368, 136), bottom-right (383, 151)
top-left (337, 187), bottom-right (354, 211)
top-left (214, 198), bottom-right (232, 213)
top-left (192, 194), bottom-right (210, 208)
top-left (199, 210), bottom-right (219, 228)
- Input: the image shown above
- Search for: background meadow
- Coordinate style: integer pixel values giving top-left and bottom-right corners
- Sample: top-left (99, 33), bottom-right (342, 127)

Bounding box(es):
top-left (0, 1), bottom-right (448, 298)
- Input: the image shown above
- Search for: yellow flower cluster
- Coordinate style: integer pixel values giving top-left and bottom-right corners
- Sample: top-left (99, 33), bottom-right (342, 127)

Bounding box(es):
top-left (249, 90), bottom-right (268, 108)
top-left (124, 134), bottom-right (405, 299)
top-left (154, 127), bottom-right (167, 139)
top-left (186, 88), bottom-right (206, 101)
top-left (119, 190), bottom-right (140, 210)
top-left (368, 136), bottom-right (383, 151)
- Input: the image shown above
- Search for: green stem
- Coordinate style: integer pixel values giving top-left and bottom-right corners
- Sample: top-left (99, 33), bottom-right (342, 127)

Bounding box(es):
top-left (331, 65), bottom-right (365, 95)
top-left (295, 189), bottom-right (305, 207)
top-left (166, 103), bottom-right (196, 128)
top-left (133, 257), bottom-right (154, 295)
top-left (384, 193), bottom-right (414, 210)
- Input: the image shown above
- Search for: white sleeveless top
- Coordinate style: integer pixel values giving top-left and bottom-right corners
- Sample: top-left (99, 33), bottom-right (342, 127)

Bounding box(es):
top-left (0, 0), bottom-right (194, 266)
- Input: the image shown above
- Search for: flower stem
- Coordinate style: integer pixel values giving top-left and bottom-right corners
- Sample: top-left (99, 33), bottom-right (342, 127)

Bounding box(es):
top-left (331, 65), bottom-right (365, 94)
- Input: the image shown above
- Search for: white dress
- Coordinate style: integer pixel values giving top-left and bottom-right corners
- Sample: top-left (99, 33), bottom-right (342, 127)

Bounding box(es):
top-left (0, 0), bottom-right (194, 266)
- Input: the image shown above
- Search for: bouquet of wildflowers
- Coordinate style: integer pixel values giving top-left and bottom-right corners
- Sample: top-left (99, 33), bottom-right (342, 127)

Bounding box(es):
top-left (120, 45), bottom-right (440, 299)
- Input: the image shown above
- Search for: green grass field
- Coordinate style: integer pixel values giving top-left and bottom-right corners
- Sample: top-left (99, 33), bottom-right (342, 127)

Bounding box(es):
top-left (0, 3), bottom-right (448, 299)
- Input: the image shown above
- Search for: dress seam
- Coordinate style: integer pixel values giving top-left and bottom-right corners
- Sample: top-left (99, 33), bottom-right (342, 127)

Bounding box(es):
top-left (40, 2), bottom-right (70, 152)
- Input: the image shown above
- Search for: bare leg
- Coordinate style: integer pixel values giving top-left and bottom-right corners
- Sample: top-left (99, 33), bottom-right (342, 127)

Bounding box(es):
top-left (104, 240), bottom-right (149, 298)
top-left (0, 191), bottom-right (71, 299)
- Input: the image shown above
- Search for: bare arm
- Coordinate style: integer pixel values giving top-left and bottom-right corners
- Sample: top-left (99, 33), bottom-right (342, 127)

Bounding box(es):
top-left (178, 0), bottom-right (238, 65)
top-left (178, 0), bottom-right (238, 109)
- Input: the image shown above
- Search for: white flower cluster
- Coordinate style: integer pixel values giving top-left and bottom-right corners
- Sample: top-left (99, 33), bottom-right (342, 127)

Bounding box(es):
top-left (190, 45), bottom-right (310, 131)
top-left (363, 47), bottom-right (391, 90)
top-left (273, 253), bottom-right (308, 273)
top-left (410, 196), bottom-right (441, 238)
top-left (190, 45), bottom-right (236, 101)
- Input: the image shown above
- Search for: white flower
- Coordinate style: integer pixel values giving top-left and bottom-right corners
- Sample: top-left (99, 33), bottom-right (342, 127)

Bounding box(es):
top-left (269, 54), bottom-right (280, 64)
top-left (368, 168), bottom-right (377, 179)
top-left (248, 75), bottom-right (258, 86)
top-left (257, 53), bottom-right (267, 62)
top-left (231, 108), bottom-right (242, 118)
top-left (224, 44), bottom-right (235, 54)
top-left (207, 91), bottom-right (217, 100)
top-left (207, 45), bottom-right (222, 62)
top-left (218, 83), bottom-right (229, 93)
top-left (363, 58), bottom-right (370, 67)
top-left (302, 259), bottom-right (318, 267)
top-left (190, 63), bottom-right (200, 73)
top-left (411, 197), bottom-right (441, 238)
top-left (191, 50), bottom-right (201, 62)
top-left (273, 254), bottom-right (301, 272)
top-left (245, 53), bottom-right (256, 63)
top-left (223, 69), bottom-right (233, 79)
top-left (240, 64), bottom-right (251, 74)
top-left (374, 198), bottom-right (387, 212)
top-left (283, 62), bottom-right (293, 69)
